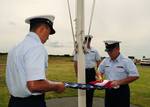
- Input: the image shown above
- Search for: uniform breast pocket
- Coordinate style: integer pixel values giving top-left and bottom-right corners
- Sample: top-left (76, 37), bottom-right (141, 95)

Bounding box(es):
top-left (115, 66), bottom-right (125, 73)
top-left (87, 52), bottom-right (95, 61)
top-left (104, 66), bottom-right (111, 72)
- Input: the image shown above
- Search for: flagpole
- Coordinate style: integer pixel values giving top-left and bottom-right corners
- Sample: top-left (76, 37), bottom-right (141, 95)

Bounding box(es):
top-left (76, 0), bottom-right (86, 107)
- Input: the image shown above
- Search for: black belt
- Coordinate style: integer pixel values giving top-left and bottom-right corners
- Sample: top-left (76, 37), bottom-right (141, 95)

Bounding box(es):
top-left (9, 94), bottom-right (46, 107)
top-left (10, 94), bottom-right (45, 100)
top-left (106, 84), bottom-right (129, 91)
top-left (86, 68), bottom-right (95, 70)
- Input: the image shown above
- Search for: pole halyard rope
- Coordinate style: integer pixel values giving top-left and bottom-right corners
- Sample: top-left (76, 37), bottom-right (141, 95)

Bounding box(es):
top-left (67, 0), bottom-right (76, 43)
top-left (88, 0), bottom-right (96, 35)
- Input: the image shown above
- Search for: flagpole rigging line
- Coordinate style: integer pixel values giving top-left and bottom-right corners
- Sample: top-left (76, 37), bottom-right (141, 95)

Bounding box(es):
top-left (67, 0), bottom-right (96, 47)
top-left (67, 0), bottom-right (76, 43)
top-left (88, 0), bottom-right (96, 35)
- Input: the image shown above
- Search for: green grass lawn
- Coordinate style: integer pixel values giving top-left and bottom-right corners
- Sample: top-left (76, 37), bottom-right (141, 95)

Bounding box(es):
top-left (0, 55), bottom-right (150, 107)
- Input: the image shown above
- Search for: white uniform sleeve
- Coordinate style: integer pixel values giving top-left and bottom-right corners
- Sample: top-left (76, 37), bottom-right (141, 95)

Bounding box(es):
top-left (98, 60), bottom-right (105, 74)
top-left (73, 53), bottom-right (77, 61)
top-left (125, 59), bottom-right (139, 77)
top-left (95, 50), bottom-right (101, 61)
top-left (24, 46), bottom-right (47, 81)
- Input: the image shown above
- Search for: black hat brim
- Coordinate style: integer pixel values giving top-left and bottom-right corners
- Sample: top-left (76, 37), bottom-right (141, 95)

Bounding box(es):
top-left (105, 48), bottom-right (113, 52)
top-left (29, 18), bottom-right (56, 35)
top-left (49, 26), bottom-right (55, 35)
top-left (105, 43), bottom-right (119, 52)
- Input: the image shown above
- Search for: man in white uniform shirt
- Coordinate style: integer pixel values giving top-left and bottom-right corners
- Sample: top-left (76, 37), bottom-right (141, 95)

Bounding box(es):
top-left (73, 35), bottom-right (101, 107)
top-left (98, 40), bottom-right (139, 107)
top-left (6, 15), bottom-right (65, 107)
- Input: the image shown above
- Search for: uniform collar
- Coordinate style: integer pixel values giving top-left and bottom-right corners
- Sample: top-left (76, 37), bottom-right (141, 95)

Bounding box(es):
top-left (109, 53), bottom-right (123, 62)
top-left (116, 53), bottom-right (123, 62)
top-left (85, 47), bottom-right (95, 53)
top-left (27, 32), bottom-right (41, 43)
top-left (87, 47), bottom-right (94, 51)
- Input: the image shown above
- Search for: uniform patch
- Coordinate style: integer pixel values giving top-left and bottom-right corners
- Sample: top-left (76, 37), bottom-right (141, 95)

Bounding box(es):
top-left (105, 65), bottom-right (110, 67)
top-left (116, 66), bottom-right (124, 68)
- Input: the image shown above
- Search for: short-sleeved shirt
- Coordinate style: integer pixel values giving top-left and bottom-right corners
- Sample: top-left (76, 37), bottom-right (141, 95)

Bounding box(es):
top-left (98, 54), bottom-right (139, 81)
top-left (73, 48), bottom-right (101, 68)
top-left (6, 32), bottom-right (48, 98)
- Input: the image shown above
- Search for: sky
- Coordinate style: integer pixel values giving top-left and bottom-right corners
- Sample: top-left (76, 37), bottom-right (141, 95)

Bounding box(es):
top-left (0, 0), bottom-right (150, 59)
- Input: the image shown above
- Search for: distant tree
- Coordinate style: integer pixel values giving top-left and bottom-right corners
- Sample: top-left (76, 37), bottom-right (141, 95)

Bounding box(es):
top-left (64, 54), bottom-right (70, 57)
top-left (0, 52), bottom-right (8, 55)
top-left (128, 56), bottom-right (135, 59)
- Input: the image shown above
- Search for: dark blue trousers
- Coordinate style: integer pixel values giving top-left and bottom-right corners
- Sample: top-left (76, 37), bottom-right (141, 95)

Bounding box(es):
top-left (8, 94), bottom-right (46, 107)
top-left (105, 84), bottom-right (130, 107)
top-left (86, 68), bottom-right (96, 107)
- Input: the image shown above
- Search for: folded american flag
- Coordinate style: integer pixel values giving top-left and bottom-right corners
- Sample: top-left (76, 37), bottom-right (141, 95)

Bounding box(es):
top-left (64, 80), bottom-right (113, 90)
top-left (89, 80), bottom-right (113, 89)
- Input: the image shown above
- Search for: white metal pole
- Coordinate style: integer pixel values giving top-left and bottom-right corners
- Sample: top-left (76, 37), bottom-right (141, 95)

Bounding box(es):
top-left (76, 0), bottom-right (86, 107)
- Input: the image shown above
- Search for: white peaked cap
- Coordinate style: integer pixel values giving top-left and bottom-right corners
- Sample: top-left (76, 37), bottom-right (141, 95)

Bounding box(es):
top-left (84, 35), bottom-right (93, 38)
top-left (25, 15), bottom-right (55, 34)
top-left (104, 40), bottom-right (121, 45)
top-left (25, 15), bottom-right (55, 24)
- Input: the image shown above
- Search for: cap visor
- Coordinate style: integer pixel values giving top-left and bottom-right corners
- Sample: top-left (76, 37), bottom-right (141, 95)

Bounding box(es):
top-left (105, 49), bottom-right (109, 52)
top-left (105, 48), bottom-right (113, 52)
top-left (50, 29), bottom-right (55, 35)
top-left (49, 26), bottom-right (55, 35)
